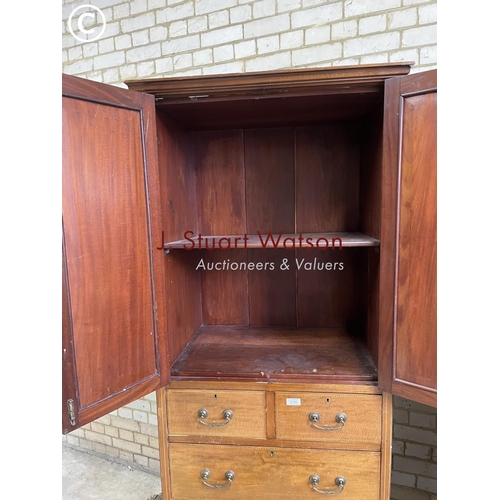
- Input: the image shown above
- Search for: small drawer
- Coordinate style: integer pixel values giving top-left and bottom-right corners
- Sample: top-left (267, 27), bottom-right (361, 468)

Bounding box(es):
top-left (275, 392), bottom-right (382, 448)
top-left (167, 389), bottom-right (266, 439)
top-left (169, 443), bottom-right (380, 499)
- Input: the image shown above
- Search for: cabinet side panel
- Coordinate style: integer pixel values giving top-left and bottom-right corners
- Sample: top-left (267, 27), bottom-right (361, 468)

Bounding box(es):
top-left (156, 388), bottom-right (171, 500)
top-left (165, 251), bottom-right (202, 362)
top-left (360, 110), bottom-right (383, 240)
top-left (378, 77), bottom-right (401, 393)
top-left (395, 92), bottom-right (437, 390)
top-left (62, 97), bottom-right (157, 409)
top-left (360, 110), bottom-right (384, 365)
top-left (157, 113), bottom-right (198, 241)
top-left (380, 392), bottom-right (393, 500)
top-left (156, 114), bottom-right (202, 361)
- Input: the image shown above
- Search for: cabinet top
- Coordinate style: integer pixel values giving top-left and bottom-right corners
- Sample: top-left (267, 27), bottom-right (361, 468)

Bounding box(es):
top-left (125, 62), bottom-right (412, 102)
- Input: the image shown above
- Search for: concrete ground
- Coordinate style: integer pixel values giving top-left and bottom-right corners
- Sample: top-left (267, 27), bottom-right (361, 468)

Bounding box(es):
top-left (62, 445), bottom-right (162, 500)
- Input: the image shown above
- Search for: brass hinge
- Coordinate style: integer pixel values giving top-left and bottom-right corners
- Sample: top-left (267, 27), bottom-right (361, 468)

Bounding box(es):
top-left (67, 399), bottom-right (76, 426)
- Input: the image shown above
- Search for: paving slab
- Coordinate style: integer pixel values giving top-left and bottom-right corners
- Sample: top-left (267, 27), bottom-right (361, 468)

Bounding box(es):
top-left (62, 445), bottom-right (161, 500)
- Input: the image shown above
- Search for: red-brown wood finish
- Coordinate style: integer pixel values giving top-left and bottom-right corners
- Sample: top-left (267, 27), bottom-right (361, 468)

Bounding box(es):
top-left (62, 243), bottom-right (78, 433)
top-left (165, 232), bottom-right (379, 249)
top-left (378, 70), bottom-right (437, 407)
top-left (360, 109), bottom-right (384, 367)
top-left (248, 248), bottom-right (297, 326)
top-left (243, 128), bottom-right (296, 327)
top-left (296, 248), bottom-right (367, 331)
top-left (127, 64), bottom-right (411, 132)
top-left (163, 250), bottom-right (202, 363)
top-left (62, 75), bottom-right (169, 432)
top-left (245, 130), bottom-right (296, 326)
top-left (155, 113), bottom-right (202, 364)
top-left (156, 112), bottom-right (197, 242)
top-left (126, 63), bottom-right (412, 100)
top-left (62, 65), bottom-right (438, 434)
top-left (195, 129), bottom-right (246, 235)
top-left (61, 65), bottom-right (444, 500)
top-left (295, 124), bottom-right (360, 233)
top-left (245, 128), bottom-right (295, 234)
top-left (170, 326), bottom-right (378, 382)
top-left (201, 248), bottom-right (249, 325)
top-left (154, 93), bottom-right (383, 130)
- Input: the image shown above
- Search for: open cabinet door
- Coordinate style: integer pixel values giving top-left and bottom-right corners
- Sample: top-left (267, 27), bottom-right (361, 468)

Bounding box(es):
top-left (378, 70), bottom-right (437, 408)
top-left (62, 75), bottom-right (169, 433)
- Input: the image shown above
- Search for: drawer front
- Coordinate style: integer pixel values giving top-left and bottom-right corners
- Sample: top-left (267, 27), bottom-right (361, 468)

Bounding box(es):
top-left (167, 389), bottom-right (266, 439)
top-left (169, 443), bottom-right (380, 500)
top-left (275, 392), bottom-right (382, 447)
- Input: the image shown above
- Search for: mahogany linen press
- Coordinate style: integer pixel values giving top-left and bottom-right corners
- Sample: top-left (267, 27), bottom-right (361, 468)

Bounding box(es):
top-left (62, 63), bottom-right (436, 499)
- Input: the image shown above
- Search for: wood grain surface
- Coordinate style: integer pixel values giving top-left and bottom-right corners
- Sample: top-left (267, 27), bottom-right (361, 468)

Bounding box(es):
top-left (171, 326), bottom-right (377, 382)
top-left (378, 70), bottom-right (437, 407)
top-left (275, 392), bottom-right (382, 446)
top-left (63, 98), bottom-right (156, 408)
top-left (395, 90), bottom-right (437, 392)
top-left (169, 443), bottom-right (380, 499)
top-left (62, 75), bottom-right (168, 429)
top-left (167, 389), bottom-right (267, 439)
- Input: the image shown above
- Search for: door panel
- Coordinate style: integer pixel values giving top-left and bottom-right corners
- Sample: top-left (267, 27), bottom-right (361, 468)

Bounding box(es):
top-left (62, 74), bottom-right (169, 433)
top-left (379, 70), bottom-right (437, 407)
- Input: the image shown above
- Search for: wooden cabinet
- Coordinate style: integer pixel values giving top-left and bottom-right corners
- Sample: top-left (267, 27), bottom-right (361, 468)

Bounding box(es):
top-left (167, 389), bottom-right (267, 439)
top-left (165, 381), bottom-right (391, 499)
top-left (169, 443), bottom-right (381, 499)
top-left (274, 392), bottom-right (382, 446)
top-left (62, 63), bottom-right (437, 499)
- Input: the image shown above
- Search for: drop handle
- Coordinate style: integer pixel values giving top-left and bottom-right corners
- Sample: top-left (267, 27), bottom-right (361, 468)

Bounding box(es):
top-left (200, 469), bottom-right (235, 489)
top-left (309, 475), bottom-right (346, 494)
top-left (309, 412), bottom-right (347, 430)
top-left (198, 408), bottom-right (233, 427)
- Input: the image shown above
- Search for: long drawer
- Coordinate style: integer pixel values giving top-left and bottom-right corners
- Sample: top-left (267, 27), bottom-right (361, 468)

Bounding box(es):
top-left (169, 443), bottom-right (380, 500)
top-left (275, 392), bottom-right (382, 447)
top-left (167, 389), bottom-right (267, 439)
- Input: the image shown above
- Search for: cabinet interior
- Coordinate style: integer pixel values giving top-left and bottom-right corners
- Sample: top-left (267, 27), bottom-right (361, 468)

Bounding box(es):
top-left (155, 89), bottom-right (385, 383)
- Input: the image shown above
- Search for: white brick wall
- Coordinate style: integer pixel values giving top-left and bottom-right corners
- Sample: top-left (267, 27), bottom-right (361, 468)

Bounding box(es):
top-left (62, 0), bottom-right (437, 86)
top-left (391, 397), bottom-right (437, 500)
top-left (63, 392), bottom-right (161, 473)
top-left (61, 0), bottom-right (438, 495)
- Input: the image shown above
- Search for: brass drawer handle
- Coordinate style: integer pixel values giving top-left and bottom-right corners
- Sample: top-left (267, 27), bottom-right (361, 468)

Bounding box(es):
top-left (309, 412), bottom-right (347, 430)
top-left (200, 469), bottom-right (235, 489)
top-left (198, 408), bottom-right (233, 427)
top-left (309, 475), bottom-right (346, 494)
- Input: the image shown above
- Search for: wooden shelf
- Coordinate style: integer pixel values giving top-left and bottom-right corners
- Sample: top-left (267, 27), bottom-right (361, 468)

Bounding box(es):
top-left (165, 232), bottom-right (379, 251)
top-left (170, 326), bottom-right (377, 382)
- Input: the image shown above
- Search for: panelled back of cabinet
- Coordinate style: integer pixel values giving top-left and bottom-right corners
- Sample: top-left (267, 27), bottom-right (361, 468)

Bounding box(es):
top-left (157, 118), bottom-right (384, 365)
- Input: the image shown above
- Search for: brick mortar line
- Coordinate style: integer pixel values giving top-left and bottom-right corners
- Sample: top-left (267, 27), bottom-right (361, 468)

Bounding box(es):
top-left (62, 8), bottom-right (436, 32)
top-left (63, 42), bottom-right (435, 67)
top-left (63, 442), bottom-right (161, 477)
top-left (62, 31), bottom-right (435, 60)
